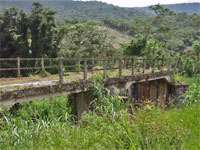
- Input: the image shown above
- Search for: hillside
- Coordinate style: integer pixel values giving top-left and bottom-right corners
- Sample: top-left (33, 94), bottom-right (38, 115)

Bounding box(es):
top-left (99, 26), bottom-right (131, 49)
top-left (0, 0), bottom-right (148, 20)
top-left (0, 1), bottom-right (199, 21)
top-left (139, 3), bottom-right (200, 15)
top-left (163, 3), bottom-right (200, 14)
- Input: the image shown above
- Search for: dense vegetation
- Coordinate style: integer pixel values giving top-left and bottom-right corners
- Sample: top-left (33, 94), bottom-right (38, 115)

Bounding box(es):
top-left (103, 12), bottom-right (200, 54)
top-left (1, 1), bottom-right (200, 20)
top-left (141, 3), bottom-right (200, 15)
top-left (0, 0), bottom-right (148, 20)
top-left (1, 2), bottom-right (199, 59)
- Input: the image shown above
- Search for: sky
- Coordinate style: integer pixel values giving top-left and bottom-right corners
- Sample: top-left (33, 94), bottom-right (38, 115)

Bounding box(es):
top-left (80, 0), bottom-right (200, 7)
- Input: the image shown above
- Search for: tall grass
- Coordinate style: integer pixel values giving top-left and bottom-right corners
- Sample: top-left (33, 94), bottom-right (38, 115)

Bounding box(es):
top-left (172, 74), bottom-right (200, 105)
top-left (0, 74), bottom-right (199, 150)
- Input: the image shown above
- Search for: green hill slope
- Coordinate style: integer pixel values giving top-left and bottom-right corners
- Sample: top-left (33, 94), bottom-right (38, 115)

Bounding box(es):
top-left (1, 1), bottom-right (199, 21)
top-left (138, 3), bottom-right (200, 15)
top-left (0, 0), bottom-right (148, 20)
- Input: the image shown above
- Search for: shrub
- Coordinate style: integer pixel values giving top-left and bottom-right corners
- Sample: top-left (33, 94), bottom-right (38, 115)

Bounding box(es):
top-left (184, 83), bottom-right (200, 106)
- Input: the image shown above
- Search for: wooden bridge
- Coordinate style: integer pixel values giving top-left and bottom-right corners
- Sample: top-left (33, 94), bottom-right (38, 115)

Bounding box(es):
top-left (0, 57), bottom-right (195, 119)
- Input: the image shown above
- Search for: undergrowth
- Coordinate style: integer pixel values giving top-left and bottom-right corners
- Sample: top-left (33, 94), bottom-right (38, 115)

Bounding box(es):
top-left (0, 74), bottom-right (199, 150)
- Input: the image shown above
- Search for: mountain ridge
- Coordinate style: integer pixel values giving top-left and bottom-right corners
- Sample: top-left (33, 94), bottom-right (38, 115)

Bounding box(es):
top-left (0, 1), bottom-right (199, 20)
top-left (136, 3), bottom-right (200, 15)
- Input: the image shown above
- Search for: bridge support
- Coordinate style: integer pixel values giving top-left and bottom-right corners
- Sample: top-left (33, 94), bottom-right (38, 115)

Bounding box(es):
top-left (106, 78), bottom-right (170, 108)
top-left (128, 79), bottom-right (168, 107)
top-left (71, 92), bottom-right (91, 120)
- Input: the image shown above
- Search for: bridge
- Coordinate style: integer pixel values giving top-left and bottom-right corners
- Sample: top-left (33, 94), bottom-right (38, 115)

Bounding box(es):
top-left (0, 57), bottom-right (190, 119)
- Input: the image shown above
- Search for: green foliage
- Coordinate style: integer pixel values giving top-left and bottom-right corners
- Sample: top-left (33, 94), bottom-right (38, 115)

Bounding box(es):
top-left (10, 95), bottom-right (72, 122)
top-left (30, 2), bottom-right (58, 58)
top-left (89, 73), bottom-right (126, 115)
top-left (178, 57), bottom-right (200, 77)
top-left (149, 4), bottom-right (175, 17)
top-left (103, 11), bottom-right (200, 55)
top-left (160, 3), bottom-right (200, 14)
top-left (193, 40), bottom-right (200, 55)
top-left (0, 0), bottom-right (148, 21)
top-left (58, 23), bottom-right (115, 58)
top-left (123, 34), bottom-right (147, 56)
top-left (184, 83), bottom-right (200, 106)
top-left (123, 34), bottom-right (166, 58)
top-left (142, 39), bottom-right (166, 57)
top-left (0, 2), bottom-right (58, 59)
top-left (171, 74), bottom-right (200, 105)
top-left (1, 1), bottom-right (200, 20)
top-left (1, 98), bottom-right (199, 149)
top-left (0, 8), bottom-right (29, 58)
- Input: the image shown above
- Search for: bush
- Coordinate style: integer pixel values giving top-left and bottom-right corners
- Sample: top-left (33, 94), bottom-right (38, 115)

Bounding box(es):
top-left (184, 83), bottom-right (200, 106)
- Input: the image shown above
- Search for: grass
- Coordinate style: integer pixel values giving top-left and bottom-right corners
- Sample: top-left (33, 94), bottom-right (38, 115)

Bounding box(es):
top-left (172, 74), bottom-right (200, 85)
top-left (1, 102), bottom-right (199, 149)
top-left (0, 75), bottom-right (199, 149)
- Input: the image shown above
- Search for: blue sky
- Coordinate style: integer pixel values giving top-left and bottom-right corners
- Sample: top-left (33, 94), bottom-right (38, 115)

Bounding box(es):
top-left (80, 0), bottom-right (200, 7)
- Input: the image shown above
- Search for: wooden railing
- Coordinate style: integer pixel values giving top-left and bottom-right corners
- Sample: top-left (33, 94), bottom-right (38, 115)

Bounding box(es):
top-left (0, 57), bottom-right (199, 83)
top-left (0, 57), bottom-right (58, 77)
top-left (58, 57), bottom-right (179, 83)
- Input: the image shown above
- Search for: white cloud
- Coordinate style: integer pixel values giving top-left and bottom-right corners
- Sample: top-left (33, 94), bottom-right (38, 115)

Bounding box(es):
top-left (80, 0), bottom-right (200, 7)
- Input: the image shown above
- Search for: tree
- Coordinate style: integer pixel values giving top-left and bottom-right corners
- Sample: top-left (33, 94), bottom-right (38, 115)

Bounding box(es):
top-left (123, 34), bottom-right (147, 56)
top-left (149, 4), bottom-right (175, 17)
top-left (30, 2), bottom-right (57, 58)
top-left (123, 33), bottom-right (166, 58)
top-left (149, 4), bottom-right (175, 33)
top-left (193, 41), bottom-right (200, 56)
top-left (0, 8), bottom-right (29, 58)
top-left (142, 39), bottom-right (165, 58)
top-left (58, 23), bottom-right (115, 58)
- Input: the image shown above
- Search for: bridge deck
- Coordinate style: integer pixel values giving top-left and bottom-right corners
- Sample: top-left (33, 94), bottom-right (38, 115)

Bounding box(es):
top-left (0, 69), bottom-right (158, 91)
top-left (0, 70), bottom-right (174, 107)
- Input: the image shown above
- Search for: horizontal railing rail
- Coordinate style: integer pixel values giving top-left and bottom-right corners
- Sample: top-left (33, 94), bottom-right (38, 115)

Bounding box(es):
top-left (0, 57), bottom-right (199, 83)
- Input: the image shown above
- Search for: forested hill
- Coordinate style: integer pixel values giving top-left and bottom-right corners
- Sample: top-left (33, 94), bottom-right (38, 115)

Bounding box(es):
top-left (1, 1), bottom-right (200, 20)
top-left (163, 3), bottom-right (200, 14)
top-left (0, 0), bottom-right (148, 20)
top-left (139, 3), bottom-right (200, 15)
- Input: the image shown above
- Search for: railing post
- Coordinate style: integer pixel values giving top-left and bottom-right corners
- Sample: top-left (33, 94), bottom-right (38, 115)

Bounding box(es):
top-left (197, 55), bottom-right (200, 73)
top-left (168, 58), bottom-right (171, 72)
top-left (161, 57), bottom-right (164, 72)
top-left (194, 57), bottom-right (198, 74)
top-left (84, 59), bottom-right (87, 80)
top-left (103, 58), bottom-right (107, 79)
top-left (142, 58), bottom-right (146, 73)
top-left (175, 58), bottom-right (181, 72)
top-left (41, 57), bottom-right (45, 77)
top-left (124, 57), bottom-right (128, 69)
top-left (92, 58), bottom-right (95, 72)
top-left (185, 58), bottom-right (188, 70)
top-left (119, 58), bottom-right (122, 78)
top-left (132, 58), bottom-right (135, 76)
top-left (59, 58), bottom-right (64, 84)
top-left (113, 57), bottom-right (116, 66)
top-left (77, 57), bottom-right (81, 70)
top-left (152, 58), bottom-right (156, 73)
top-left (17, 57), bottom-right (20, 78)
